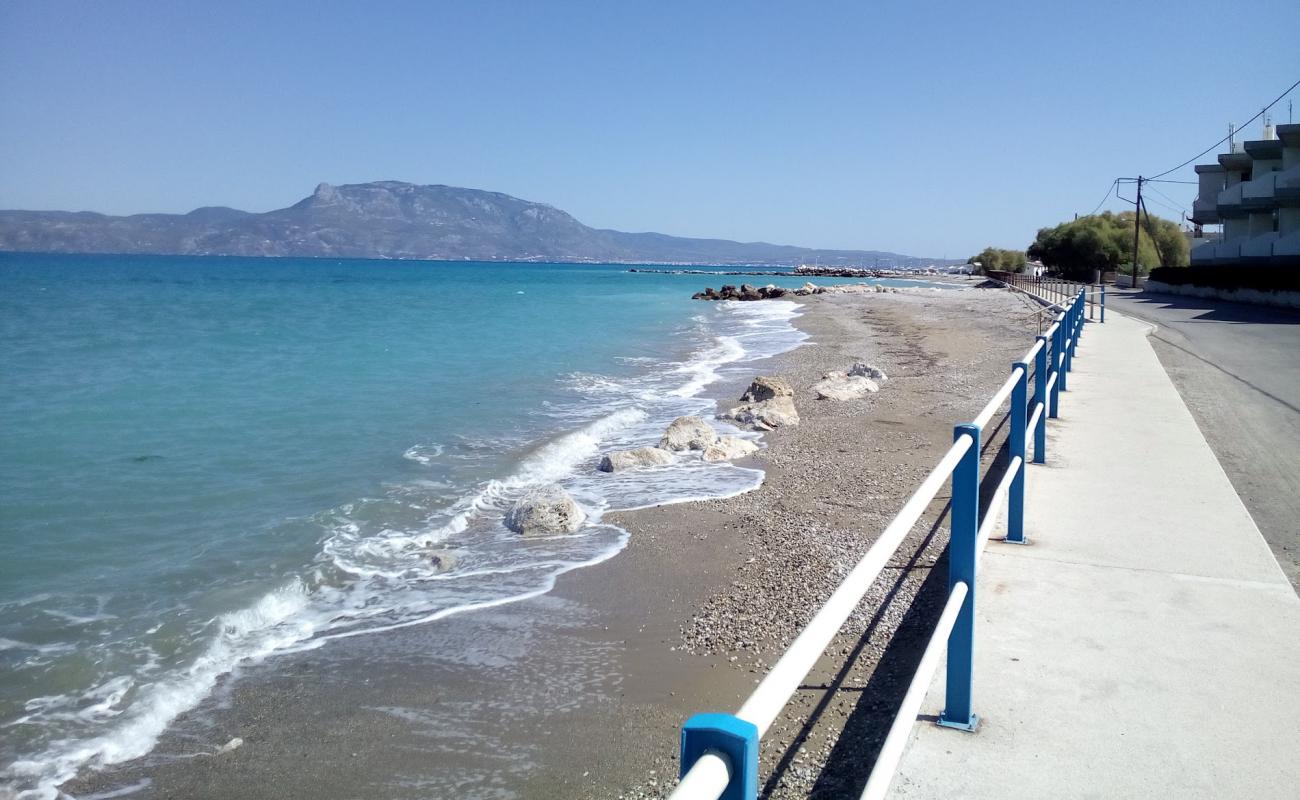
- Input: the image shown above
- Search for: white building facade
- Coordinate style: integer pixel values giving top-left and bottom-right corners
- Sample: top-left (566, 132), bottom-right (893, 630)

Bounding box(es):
top-left (1189, 122), bottom-right (1300, 267)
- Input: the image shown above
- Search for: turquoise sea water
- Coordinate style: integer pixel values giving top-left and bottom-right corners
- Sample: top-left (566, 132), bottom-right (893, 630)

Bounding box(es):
top-left (0, 254), bottom-right (938, 796)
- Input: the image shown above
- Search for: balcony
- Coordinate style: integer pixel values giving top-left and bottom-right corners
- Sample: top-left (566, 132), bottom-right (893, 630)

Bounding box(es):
top-left (1212, 239), bottom-right (1243, 265)
top-left (1276, 164), bottom-right (1300, 203)
top-left (1216, 182), bottom-right (1246, 218)
top-left (1272, 232), bottom-right (1300, 266)
top-left (1190, 240), bottom-right (1217, 265)
top-left (1240, 172), bottom-right (1278, 209)
top-left (1190, 196), bottom-right (1220, 225)
top-left (1240, 233), bottom-right (1279, 263)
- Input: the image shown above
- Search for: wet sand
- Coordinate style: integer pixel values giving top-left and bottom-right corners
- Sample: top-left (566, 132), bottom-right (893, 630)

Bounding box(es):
top-left (64, 286), bottom-right (1036, 800)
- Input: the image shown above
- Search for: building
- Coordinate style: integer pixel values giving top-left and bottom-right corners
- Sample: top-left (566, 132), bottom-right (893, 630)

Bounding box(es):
top-left (1189, 122), bottom-right (1300, 267)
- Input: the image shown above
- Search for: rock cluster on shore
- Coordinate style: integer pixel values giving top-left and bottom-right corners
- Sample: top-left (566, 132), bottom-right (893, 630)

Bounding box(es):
top-left (719, 377), bottom-right (801, 430)
top-left (811, 362), bottom-right (889, 400)
top-left (595, 388), bottom-right (792, 478)
top-left (692, 283), bottom-right (789, 301)
top-left (701, 436), bottom-right (759, 462)
top-left (658, 416), bottom-right (719, 451)
top-left (694, 281), bottom-right (933, 302)
top-left (598, 446), bottom-right (675, 472)
top-left (504, 484), bottom-right (586, 535)
top-left (740, 375), bottom-right (793, 402)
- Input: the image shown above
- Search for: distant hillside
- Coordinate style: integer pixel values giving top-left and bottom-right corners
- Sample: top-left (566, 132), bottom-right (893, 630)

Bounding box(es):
top-left (0, 181), bottom-right (944, 267)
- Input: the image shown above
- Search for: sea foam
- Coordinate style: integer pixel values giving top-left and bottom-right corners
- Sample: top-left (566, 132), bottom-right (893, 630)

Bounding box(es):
top-left (2, 299), bottom-right (807, 799)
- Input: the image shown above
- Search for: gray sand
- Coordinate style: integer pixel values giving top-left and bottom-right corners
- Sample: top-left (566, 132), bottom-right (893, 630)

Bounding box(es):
top-left (63, 286), bottom-right (1036, 800)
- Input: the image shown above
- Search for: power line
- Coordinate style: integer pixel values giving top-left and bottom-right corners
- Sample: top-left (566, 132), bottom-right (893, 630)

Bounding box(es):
top-left (1147, 77), bottom-right (1300, 180)
top-left (1086, 178), bottom-right (1119, 216)
top-left (1144, 196), bottom-right (1186, 217)
top-left (1146, 185), bottom-right (1188, 215)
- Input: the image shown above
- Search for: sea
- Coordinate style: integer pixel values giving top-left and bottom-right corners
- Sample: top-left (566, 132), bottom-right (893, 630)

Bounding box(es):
top-left (0, 253), bottom-right (940, 797)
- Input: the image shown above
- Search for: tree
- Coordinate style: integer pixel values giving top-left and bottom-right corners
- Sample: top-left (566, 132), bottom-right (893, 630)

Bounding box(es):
top-left (967, 246), bottom-right (1027, 273)
top-left (1028, 211), bottom-right (1188, 281)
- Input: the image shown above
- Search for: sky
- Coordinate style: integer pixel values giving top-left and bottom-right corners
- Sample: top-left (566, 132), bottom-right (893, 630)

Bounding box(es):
top-left (1, 1), bottom-right (1297, 258)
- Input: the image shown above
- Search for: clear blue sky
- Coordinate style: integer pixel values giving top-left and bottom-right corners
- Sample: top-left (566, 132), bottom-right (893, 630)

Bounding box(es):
top-left (1, 1), bottom-right (1297, 258)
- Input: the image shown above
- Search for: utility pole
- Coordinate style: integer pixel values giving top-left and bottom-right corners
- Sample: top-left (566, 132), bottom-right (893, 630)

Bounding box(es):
top-left (1131, 176), bottom-right (1143, 289)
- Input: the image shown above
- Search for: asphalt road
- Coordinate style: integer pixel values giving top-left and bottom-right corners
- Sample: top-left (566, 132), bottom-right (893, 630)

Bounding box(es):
top-left (1103, 288), bottom-right (1300, 591)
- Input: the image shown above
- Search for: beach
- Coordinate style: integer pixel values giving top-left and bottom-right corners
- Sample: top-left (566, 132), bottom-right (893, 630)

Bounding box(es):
top-left (61, 284), bottom-right (1036, 800)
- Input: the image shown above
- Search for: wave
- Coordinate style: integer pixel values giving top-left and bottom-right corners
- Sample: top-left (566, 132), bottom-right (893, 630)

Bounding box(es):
top-left (2, 299), bottom-right (809, 799)
top-left (401, 443), bottom-right (445, 464)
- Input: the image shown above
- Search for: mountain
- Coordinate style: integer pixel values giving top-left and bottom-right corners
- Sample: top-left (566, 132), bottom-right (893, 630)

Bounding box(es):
top-left (0, 181), bottom-right (941, 266)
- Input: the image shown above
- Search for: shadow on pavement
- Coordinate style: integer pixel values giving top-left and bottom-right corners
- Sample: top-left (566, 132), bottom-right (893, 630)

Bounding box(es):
top-left (1125, 290), bottom-right (1300, 326)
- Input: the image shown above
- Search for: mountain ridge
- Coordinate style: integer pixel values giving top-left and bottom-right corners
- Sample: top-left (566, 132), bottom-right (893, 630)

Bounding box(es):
top-left (0, 181), bottom-right (944, 266)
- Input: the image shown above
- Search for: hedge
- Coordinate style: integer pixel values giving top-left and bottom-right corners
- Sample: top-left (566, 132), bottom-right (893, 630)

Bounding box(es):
top-left (1148, 265), bottom-right (1300, 293)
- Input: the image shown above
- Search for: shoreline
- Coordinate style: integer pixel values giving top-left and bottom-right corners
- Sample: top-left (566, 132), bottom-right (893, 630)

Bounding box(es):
top-left (61, 284), bottom-right (1034, 800)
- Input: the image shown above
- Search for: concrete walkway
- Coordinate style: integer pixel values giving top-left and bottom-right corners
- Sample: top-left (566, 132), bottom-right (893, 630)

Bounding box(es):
top-left (889, 312), bottom-right (1300, 799)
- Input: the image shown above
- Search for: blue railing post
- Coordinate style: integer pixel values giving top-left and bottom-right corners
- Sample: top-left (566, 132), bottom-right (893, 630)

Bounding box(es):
top-left (679, 713), bottom-right (758, 800)
top-left (1071, 291), bottom-right (1082, 359)
top-left (1047, 327), bottom-right (1059, 418)
top-left (1100, 283), bottom-right (1106, 323)
top-left (1063, 301), bottom-right (1072, 371)
top-left (939, 423), bottom-right (980, 732)
top-left (1007, 364), bottom-right (1028, 544)
top-left (1052, 314), bottom-right (1066, 400)
top-left (1065, 295), bottom-right (1078, 372)
top-left (1033, 336), bottom-right (1048, 462)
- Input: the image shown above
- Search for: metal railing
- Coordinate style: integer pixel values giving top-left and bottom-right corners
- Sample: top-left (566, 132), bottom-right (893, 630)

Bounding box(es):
top-left (999, 272), bottom-right (1106, 324)
top-left (667, 285), bottom-right (1095, 800)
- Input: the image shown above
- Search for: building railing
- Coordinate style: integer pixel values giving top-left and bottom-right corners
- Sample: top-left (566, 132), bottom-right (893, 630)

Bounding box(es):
top-left (666, 286), bottom-right (1096, 800)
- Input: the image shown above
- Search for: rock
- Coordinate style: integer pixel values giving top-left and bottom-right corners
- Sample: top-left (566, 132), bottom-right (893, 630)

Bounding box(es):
top-left (811, 371), bottom-right (879, 400)
top-left (599, 446), bottom-right (674, 472)
top-left (692, 283), bottom-right (787, 302)
top-left (217, 737), bottom-right (243, 755)
top-left (504, 484), bottom-right (586, 535)
top-left (720, 395), bottom-right (800, 430)
top-left (701, 436), bottom-right (760, 462)
top-left (427, 549), bottom-right (458, 573)
top-left (659, 416), bottom-right (719, 451)
top-left (740, 375), bottom-right (794, 402)
top-left (848, 363), bottom-right (888, 382)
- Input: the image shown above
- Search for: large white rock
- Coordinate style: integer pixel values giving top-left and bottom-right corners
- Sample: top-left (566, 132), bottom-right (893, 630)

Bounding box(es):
top-left (811, 371), bottom-right (880, 400)
top-left (740, 376), bottom-right (794, 402)
top-left (660, 416), bottom-right (719, 451)
top-left (504, 484), bottom-right (586, 535)
top-left (719, 395), bottom-right (800, 430)
top-left (598, 446), bottom-right (674, 472)
top-left (701, 436), bottom-right (760, 463)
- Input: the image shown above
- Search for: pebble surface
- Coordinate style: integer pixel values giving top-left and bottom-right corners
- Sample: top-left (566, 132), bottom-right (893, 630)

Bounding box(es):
top-left (610, 286), bottom-right (1038, 799)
